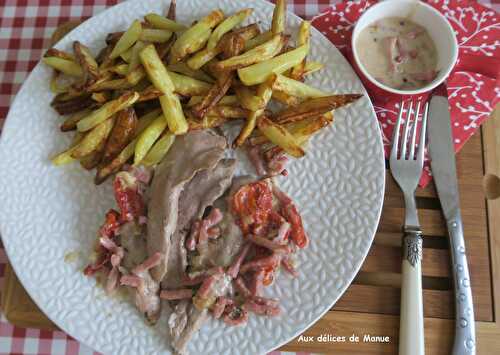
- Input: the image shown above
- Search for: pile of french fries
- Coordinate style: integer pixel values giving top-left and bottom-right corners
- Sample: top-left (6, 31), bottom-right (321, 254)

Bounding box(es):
top-left (46, 0), bottom-right (362, 184)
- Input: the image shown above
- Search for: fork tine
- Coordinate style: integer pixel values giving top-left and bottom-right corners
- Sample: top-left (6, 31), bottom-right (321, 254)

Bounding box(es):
top-left (409, 101), bottom-right (422, 159)
top-left (400, 101), bottom-right (413, 160)
top-left (417, 102), bottom-right (429, 165)
top-left (391, 100), bottom-right (405, 159)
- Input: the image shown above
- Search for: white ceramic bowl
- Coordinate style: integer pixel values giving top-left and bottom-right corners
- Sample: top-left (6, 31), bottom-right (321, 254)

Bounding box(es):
top-left (351, 0), bottom-right (458, 96)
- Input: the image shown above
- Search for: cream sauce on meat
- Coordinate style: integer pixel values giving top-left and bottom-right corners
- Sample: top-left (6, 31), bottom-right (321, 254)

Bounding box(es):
top-left (356, 17), bottom-right (438, 90)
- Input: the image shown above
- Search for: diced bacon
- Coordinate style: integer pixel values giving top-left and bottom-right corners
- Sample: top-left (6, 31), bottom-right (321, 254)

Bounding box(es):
top-left (243, 300), bottom-right (281, 316)
top-left (281, 256), bottom-right (299, 277)
top-left (267, 153), bottom-right (288, 176)
top-left (120, 274), bottom-right (142, 288)
top-left (100, 236), bottom-right (118, 251)
top-left (247, 145), bottom-right (267, 176)
top-left (252, 296), bottom-right (280, 308)
top-left (282, 203), bottom-right (308, 249)
top-left (227, 244), bottom-right (251, 278)
top-left (182, 274), bottom-right (205, 286)
top-left (132, 252), bottom-right (162, 274)
top-left (160, 289), bottom-right (193, 300)
top-left (240, 254), bottom-right (281, 274)
top-left (197, 208), bottom-right (223, 246)
top-left (99, 209), bottom-right (121, 238)
top-left (234, 277), bottom-right (252, 298)
top-left (223, 306), bottom-right (248, 326)
top-left (186, 220), bottom-right (201, 251)
top-left (196, 273), bottom-right (221, 299)
top-left (273, 222), bottom-right (291, 244)
top-left (114, 173), bottom-right (145, 222)
top-left (126, 165), bottom-right (152, 184)
top-left (185, 235), bottom-right (197, 251)
top-left (110, 250), bottom-right (124, 268)
top-left (106, 267), bottom-right (120, 294)
top-left (248, 269), bottom-right (265, 297)
top-left (207, 226), bottom-right (221, 239)
top-left (212, 297), bottom-right (232, 319)
top-left (247, 234), bottom-right (290, 252)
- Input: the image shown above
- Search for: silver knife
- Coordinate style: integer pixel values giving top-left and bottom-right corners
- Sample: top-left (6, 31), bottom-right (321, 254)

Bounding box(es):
top-left (428, 91), bottom-right (476, 355)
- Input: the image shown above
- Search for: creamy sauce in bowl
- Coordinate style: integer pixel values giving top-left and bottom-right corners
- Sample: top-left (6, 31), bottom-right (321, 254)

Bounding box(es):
top-left (355, 17), bottom-right (438, 90)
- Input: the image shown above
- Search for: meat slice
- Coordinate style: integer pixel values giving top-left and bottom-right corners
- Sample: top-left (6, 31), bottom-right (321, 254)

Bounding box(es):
top-left (147, 131), bottom-right (227, 282)
top-left (119, 223), bottom-right (161, 324)
top-left (162, 158), bottom-right (236, 289)
top-left (169, 302), bottom-right (208, 355)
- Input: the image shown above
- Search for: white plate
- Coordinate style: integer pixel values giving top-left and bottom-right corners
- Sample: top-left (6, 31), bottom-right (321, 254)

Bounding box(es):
top-left (0, 1), bottom-right (385, 354)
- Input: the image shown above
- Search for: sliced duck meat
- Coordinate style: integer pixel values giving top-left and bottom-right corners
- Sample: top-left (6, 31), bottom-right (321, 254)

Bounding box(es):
top-left (119, 223), bottom-right (161, 324)
top-left (147, 131), bottom-right (227, 282)
top-left (162, 158), bottom-right (236, 289)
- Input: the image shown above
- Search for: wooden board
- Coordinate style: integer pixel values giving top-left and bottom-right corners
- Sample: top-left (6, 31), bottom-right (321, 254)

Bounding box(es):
top-left (1, 22), bottom-right (499, 354)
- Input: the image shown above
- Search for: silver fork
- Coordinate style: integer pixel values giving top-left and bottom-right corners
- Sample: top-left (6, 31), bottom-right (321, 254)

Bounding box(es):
top-left (389, 100), bottom-right (429, 355)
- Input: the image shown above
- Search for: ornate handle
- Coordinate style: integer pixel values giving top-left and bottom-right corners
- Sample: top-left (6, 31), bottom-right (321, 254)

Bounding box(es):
top-left (399, 227), bottom-right (425, 355)
top-left (448, 218), bottom-right (476, 355)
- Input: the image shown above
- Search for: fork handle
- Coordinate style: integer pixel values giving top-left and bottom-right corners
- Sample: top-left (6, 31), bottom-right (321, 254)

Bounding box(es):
top-left (399, 227), bottom-right (425, 355)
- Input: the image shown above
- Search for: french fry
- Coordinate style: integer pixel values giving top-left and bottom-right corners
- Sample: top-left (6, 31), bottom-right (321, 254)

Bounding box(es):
top-left (106, 31), bottom-right (125, 45)
top-left (139, 29), bottom-right (173, 43)
top-left (108, 63), bottom-right (129, 76)
top-left (244, 30), bottom-right (273, 51)
top-left (141, 132), bottom-right (175, 166)
top-left (220, 33), bottom-right (245, 60)
top-left (60, 109), bottom-right (93, 132)
top-left (237, 44), bottom-right (308, 85)
top-left (136, 108), bottom-right (162, 133)
top-left (109, 20), bottom-right (142, 59)
top-left (187, 95), bottom-right (238, 107)
top-left (234, 75), bottom-right (274, 147)
top-left (208, 105), bottom-right (249, 119)
top-left (80, 138), bottom-right (107, 170)
top-left (50, 70), bottom-right (72, 94)
top-left (77, 91), bottom-right (139, 132)
top-left (191, 72), bottom-right (233, 119)
top-left (51, 94), bottom-right (95, 115)
top-left (120, 46), bottom-right (133, 63)
top-left (95, 138), bottom-right (136, 184)
top-left (168, 70), bottom-right (212, 96)
top-left (167, 0), bottom-right (176, 20)
top-left (144, 13), bottom-right (186, 32)
top-left (216, 34), bottom-right (285, 71)
top-left (42, 57), bottom-right (82, 77)
top-left (271, 0), bottom-right (287, 34)
top-left (88, 78), bottom-right (134, 92)
top-left (249, 112), bottom-right (333, 146)
top-left (73, 41), bottom-right (99, 85)
top-left (207, 9), bottom-right (252, 50)
top-left (186, 47), bottom-right (220, 70)
top-left (257, 116), bottom-right (304, 158)
top-left (235, 86), bottom-right (265, 111)
top-left (102, 107), bottom-right (138, 163)
top-left (51, 132), bottom-right (84, 166)
top-left (303, 61), bottom-right (324, 76)
top-left (290, 21), bottom-right (310, 81)
top-left (44, 48), bottom-right (75, 61)
top-left (134, 114), bottom-right (168, 164)
top-left (272, 90), bottom-right (301, 106)
top-left (91, 92), bottom-right (110, 104)
top-left (140, 44), bottom-right (188, 134)
top-left (126, 66), bottom-right (147, 85)
top-left (72, 116), bottom-right (115, 159)
top-left (137, 85), bottom-right (163, 102)
top-left (275, 94), bottom-right (363, 124)
top-left (155, 35), bottom-right (176, 59)
top-left (232, 23), bottom-right (261, 41)
top-left (170, 10), bottom-right (224, 63)
top-left (167, 63), bottom-right (214, 83)
top-left (188, 115), bottom-right (230, 131)
top-left (272, 73), bottom-right (329, 99)
top-left (127, 41), bottom-right (146, 75)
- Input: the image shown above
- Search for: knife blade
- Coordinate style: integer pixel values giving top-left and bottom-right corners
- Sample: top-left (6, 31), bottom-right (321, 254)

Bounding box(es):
top-left (428, 92), bottom-right (476, 355)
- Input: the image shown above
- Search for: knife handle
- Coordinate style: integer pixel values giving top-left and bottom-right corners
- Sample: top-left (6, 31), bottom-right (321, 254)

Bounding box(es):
top-left (448, 218), bottom-right (476, 355)
top-left (399, 227), bottom-right (425, 355)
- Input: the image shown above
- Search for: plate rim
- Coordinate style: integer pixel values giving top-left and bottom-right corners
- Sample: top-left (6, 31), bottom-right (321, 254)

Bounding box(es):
top-left (0, 0), bottom-right (386, 353)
